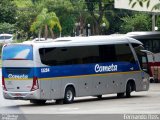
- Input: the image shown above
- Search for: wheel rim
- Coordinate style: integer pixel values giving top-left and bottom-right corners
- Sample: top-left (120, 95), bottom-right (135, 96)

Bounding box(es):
top-left (66, 90), bottom-right (73, 101)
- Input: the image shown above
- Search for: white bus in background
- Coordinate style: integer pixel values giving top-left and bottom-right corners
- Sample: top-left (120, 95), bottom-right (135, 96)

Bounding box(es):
top-left (126, 31), bottom-right (160, 83)
top-left (2, 36), bottom-right (150, 104)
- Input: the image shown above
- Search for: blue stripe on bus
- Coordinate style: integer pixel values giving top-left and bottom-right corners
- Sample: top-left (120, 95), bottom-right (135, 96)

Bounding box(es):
top-left (2, 62), bottom-right (140, 79)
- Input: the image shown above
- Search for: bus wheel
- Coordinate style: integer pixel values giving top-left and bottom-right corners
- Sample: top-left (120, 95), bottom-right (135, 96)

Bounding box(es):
top-left (117, 93), bottom-right (124, 98)
top-left (63, 86), bottom-right (75, 104)
top-left (55, 99), bottom-right (63, 104)
top-left (150, 78), bottom-right (154, 83)
top-left (97, 95), bottom-right (102, 99)
top-left (126, 82), bottom-right (132, 98)
top-left (30, 100), bottom-right (46, 105)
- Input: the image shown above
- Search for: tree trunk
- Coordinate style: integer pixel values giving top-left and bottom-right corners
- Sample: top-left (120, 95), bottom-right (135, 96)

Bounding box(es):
top-left (38, 28), bottom-right (42, 40)
top-left (50, 28), bottom-right (55, 39)
top-left (86, 1), bottom-right (105, 35)
top-left (44, 25), bottom-right (48, 40)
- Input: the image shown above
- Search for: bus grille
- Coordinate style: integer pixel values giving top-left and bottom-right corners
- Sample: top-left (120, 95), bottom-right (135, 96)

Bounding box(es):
top-left (6, 68), bottom-right (31, 74)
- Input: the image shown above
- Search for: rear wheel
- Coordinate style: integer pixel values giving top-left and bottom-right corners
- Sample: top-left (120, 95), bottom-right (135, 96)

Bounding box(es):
top-left (150, 78), bottom-right (154, 83)
top-left (117, 93), bottom-right (124, 98)
top-left (63, 87), bottom-right (75, 104)
top-left (30, 100), bottom-right (46, 105)
top-left (126, 82), bottom-right (132, 98)
top-left (97, 95), bottom-right (102, 99)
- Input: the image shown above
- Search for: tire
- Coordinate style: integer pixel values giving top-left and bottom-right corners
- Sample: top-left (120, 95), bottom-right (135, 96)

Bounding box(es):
top-left (30, 100), bottom-right (46, 105)
top-left (55, 99), bottom-right (63, 104)
top-left (117, 93), bottom-right (125, 98)
top-left (97, 95), bottom-right (102, 99)
top-left (63, 87), bottom-right (75, 104)
top-left (150, 78), bottom-right (154, 83)
top-left (126, 82), bottom-right (132, 98)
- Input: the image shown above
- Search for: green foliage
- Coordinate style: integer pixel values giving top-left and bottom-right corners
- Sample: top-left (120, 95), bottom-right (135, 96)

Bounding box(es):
top-left (60, 15), bottom-right (75, 36)
top-left (46, 0), bottom-right (74, 13)
top-left (44, 0), bottom-right (75, 36)
top-left (85, 0), bottom-right (114, 34)
top-left (0, 22), bottom-right (15, 34)
top-left (0, 0), bottom-right (17, 24)
top-left (3, 0), bottom-right (158, 40)
top-left (120, 13), bottom-right (152, 33)
top-left (106, 9), bottom-right (134, 34)
top-left (14, 0), bottom-right (32, 8)
top-left (30, 8), bottom-right (61, 39)
top-left (15, 3), bottom-right (38, 39)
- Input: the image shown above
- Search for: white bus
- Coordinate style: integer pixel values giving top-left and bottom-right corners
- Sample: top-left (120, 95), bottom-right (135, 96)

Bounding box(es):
top-left (2, 36), bottom-right (149, 104)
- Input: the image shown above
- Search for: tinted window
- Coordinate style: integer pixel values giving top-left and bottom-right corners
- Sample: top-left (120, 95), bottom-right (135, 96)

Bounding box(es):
top-left (99, 45), bottom-right (116, 62)
top-left (0, 36), bottom-right (12, 40)
top-left (115, 44), bottom-right (135, 63)
top-left (39, 44), bottom-right (135, 66)
top-left (39, 46), bottom-right (101, 66)
top-left (139, 39), bottom-right (160, 53)
top-left (133, 44), bottom-right (147, 69)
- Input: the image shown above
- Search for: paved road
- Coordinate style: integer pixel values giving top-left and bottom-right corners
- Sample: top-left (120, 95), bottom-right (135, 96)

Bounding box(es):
top-left (1, 83), bottom-right (160, 114)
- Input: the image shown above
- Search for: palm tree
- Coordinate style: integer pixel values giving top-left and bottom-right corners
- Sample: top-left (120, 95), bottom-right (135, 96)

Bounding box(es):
top-left (30, 8), bottom-right (62, 40)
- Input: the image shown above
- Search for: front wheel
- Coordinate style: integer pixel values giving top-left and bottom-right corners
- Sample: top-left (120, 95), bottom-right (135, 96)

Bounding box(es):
top-left (126, 82), bottom-right (132, 98)
top-left (63, 87), bottom-right (75, 104)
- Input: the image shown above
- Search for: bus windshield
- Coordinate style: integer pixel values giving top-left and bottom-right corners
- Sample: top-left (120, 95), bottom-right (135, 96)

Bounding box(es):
top-left (2, 45), bottom-right (33, 60)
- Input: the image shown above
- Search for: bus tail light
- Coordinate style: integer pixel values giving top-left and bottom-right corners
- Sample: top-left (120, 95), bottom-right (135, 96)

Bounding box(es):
top-left (31, 76), bottom-right (39, 91)
top-left (2, 76), bottom-right (7, 91)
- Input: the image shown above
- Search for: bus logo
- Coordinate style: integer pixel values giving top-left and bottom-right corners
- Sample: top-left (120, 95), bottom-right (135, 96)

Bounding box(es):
top-left (95, 64), bottom-right (118, 73)
top-left (8, 74), bottom-right (28, 79)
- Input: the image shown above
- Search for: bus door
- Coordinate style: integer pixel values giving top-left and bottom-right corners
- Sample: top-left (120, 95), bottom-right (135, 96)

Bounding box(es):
top-left (137, 50), bottom-right (150, 90)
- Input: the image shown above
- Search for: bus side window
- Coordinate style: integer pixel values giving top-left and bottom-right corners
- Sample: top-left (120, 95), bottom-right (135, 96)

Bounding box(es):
top-left (132, 44), bottom-right (149, 73)
top-left (115, 44), bottom-right (136, 64)
top-left (137, 51), bottom-right (149, 73)
top-left (141, 54), bottom-right (148, 72)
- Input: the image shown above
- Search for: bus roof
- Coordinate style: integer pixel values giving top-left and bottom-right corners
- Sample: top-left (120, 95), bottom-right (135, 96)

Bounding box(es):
top-left (126, 31), bottom-right (160, 39)
top-left (22, 35), bottom-right (142, 48)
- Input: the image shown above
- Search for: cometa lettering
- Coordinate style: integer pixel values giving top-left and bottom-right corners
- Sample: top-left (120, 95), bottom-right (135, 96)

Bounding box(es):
top-left (95, 64), bottom-right (118, 73)
top-left (8, 74), bottom-right (28, 79)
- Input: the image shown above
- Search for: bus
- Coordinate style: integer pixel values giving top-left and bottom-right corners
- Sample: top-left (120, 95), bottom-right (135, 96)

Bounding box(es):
top-left (1, 36), bottom-right (149, 104)
top-left (126, 31), bottom-right (160, 83)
